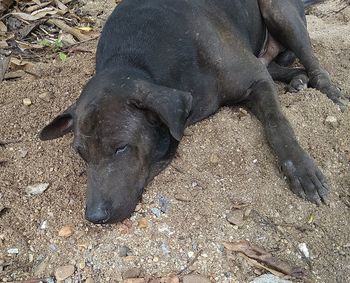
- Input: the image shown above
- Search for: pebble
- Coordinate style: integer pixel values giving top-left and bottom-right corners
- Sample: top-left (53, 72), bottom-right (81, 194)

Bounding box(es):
top-left (54, 265), bottom-right (75, 281)
top-left (18, 149), bottom-right (28, 158)
top-left (85, 278), bottom-right (94, 283)
top-left (161, 242), bottom-right (170, 256)
top-left (249, 274), bottom-right (292, 283)
top-left (298, 243), bottom-right (310, 258)
top-left (23, 98), bottom-right (32, 106)
top-left (119, 245), bottom-right (131, 257)
top-left (122, 267), bottom-right (142, 279)
top-left (325, 116), bottom-right (338, 128)
top-left (138, 217), bottom-right (148, 229)
top-left (7, 248), bottom-right (19, 254)
top-left (151, 207), bottom-right (161, 218)
top-left (40, 220), bottom-right (48, 230)
top-left (183, 128), bottom-right (194, 136)
top-left (226, 209), bottom-right (245, 226)
top-left (25, 183), bottom-right (50, 195)
top-left (209, 153), bottom-right (219, 164)
top-left (58, 225), bottom-right (74, 238)
top-left (38, 92), bottom-right (51, 102)
top-left (159, 195), bottom-right (170, 213)
top-left (183, 274), bottom-right (212, 283)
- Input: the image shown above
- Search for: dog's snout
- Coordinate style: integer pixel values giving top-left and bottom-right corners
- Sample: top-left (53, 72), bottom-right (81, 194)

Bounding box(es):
top-left (85, 205), bottom-right (110, 224)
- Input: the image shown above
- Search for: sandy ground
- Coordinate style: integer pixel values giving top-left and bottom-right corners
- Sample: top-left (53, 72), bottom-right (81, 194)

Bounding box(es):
top-left (0, 1), bottom-right (349, 282)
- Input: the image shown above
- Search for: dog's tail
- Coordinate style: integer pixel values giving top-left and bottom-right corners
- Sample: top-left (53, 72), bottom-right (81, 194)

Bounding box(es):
top-left (303, 0), bottom-right (324, 8)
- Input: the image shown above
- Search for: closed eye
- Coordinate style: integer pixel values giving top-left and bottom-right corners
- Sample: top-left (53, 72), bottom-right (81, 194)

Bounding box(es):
top-left (115, 144), bottom-right (128, 155)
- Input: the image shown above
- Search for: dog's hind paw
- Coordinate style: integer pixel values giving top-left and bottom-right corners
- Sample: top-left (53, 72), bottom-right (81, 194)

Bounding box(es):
top-left (281, 154), bottom-right (329, 205)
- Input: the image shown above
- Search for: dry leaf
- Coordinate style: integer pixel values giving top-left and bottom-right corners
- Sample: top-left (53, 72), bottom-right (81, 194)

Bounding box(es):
top-left (54, 0), bottom-right (68, 12)
top-left (12, 8), bottom-right (58, 21)
top-left (224, 240), bottom-right (305, 279)
top-left (0, 0), bottom-right (14, 16)
top-left (0, 53), bottom-right (11, 82)
top-left (0, 40), bottom-right (8, 48)
top-left (76, 26), bottom-right (92, 32)
top-left (0, 20), bottom-right (7, 33)
top-left (10, 57), bottom-right (34, 71)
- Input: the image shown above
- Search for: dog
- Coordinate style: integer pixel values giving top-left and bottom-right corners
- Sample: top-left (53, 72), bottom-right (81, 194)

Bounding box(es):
top-left (40, 0), bottom-right (348, 223)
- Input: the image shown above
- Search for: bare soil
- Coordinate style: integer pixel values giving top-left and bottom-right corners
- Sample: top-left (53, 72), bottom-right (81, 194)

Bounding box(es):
top-left (0, 1), bottom-right (349, 282)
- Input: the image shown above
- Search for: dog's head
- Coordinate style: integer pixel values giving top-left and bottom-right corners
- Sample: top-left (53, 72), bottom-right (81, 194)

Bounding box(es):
top-left (40, 76), bottom-right (192, 223)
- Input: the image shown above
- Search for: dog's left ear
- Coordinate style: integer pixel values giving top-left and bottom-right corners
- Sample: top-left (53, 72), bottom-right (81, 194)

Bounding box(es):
top-left (132, 81), bottom-right (193, 141)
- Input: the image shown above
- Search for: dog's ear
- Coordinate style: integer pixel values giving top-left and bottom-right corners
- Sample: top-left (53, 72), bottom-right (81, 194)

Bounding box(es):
top-left (132, 81), bottom-right (193, 141)
top-left (39, 103), bottom-right (76, 141)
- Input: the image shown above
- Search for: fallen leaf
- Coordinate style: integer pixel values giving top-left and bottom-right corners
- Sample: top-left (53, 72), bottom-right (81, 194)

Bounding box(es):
top-left (224, 240), bottom-right (305, 279)
top-left (54, 0), bottom-right (68, 13)
top-left (76, 26), bottom-right (93, 32)
top-left (0, 20), bottom-right (7, 32)
top-left (0, 0), bottom-right (14, 16)
top-left (25, 183), bottom-right (50, 195)
top-left (58, 51), bottom-right (67, 61)
top-left (0, 53), bottom-right (11, 82)
top-left (11, 8), bottom-right (58, 21)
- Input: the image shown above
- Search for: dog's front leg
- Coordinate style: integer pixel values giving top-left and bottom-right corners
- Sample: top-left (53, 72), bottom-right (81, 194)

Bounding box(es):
top-left (245, 79), bottom-right (329, 204)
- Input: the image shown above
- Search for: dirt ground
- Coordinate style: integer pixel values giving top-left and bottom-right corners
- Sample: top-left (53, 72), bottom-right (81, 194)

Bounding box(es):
top-left (0, 1), bottom-right (349, 282)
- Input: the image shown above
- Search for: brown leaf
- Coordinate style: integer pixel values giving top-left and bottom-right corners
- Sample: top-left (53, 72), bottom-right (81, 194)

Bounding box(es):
top-left (0, 0), bottom-right (14, 16)
top-left (0, 20), bottom-right (7, 33)
top-left (224, 240), bottom-right (305, 279)
top-left (0, 53), bottom-right (11, 82)
top-left (11, 8), bottom-right (58, 21)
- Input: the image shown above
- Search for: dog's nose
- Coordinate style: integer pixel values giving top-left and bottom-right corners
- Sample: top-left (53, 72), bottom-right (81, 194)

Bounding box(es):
top-left (85, 206), bottom-right (110, 224)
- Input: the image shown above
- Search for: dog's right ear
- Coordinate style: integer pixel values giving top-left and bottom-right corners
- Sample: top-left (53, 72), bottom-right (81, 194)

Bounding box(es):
top-left (39, 103), bottom-right (76, 141)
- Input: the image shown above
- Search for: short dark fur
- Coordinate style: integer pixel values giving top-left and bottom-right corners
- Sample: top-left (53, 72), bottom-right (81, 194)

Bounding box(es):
top-left (40, 0), bottom-right (348, 223)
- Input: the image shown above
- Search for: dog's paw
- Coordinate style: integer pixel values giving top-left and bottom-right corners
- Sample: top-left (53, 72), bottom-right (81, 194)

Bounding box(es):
top-left (309, 70), bottom-right (349, 112)
top-left (286, 74), bottom-right (309, 93)
top-left (281, 154), bottom-right (329, 205)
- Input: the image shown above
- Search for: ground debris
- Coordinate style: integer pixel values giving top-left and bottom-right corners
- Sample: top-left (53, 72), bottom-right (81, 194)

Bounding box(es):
top-left (25, 183), bottom-right (49, 195)
top-left (224, 240), bottom-right (306, 279)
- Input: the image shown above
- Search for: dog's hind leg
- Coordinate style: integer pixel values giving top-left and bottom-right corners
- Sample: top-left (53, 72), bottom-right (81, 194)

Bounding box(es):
top-left (268, 62), bottom-right (309, 92)
top-left (244, 78), bottom-right (329, 204)
top-left (258, 0), bottom-right (348, 111)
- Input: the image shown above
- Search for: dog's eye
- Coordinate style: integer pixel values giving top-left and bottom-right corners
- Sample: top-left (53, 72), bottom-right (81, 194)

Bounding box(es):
top-left (115, 145), bottom-right (128, 155)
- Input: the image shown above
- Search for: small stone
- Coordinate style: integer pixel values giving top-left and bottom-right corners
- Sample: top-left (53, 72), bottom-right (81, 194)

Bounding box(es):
top-left (183, 274), bottom-right (211, 283)
top-left (54, 265), bottom-right (75, 281)
top-left (7, 248), bottom-right (19, 254)
top-left (122, 267), bottom-right (142, 279)
top-left (19, 149), bottom-right (28, 158)
top-left (119, 245), bottom-right (131, 257)
top-left (25, 183), bottom-right (50, 195)
top-left (159, 195), bottom-right (170, 213)
top-left (23, 98), bottom-right (32, 106)
top-left (58, 225), bottom-right (74, 238)
top-left (28, 254), bottom-right (34, 263)
top-left (210, 153), bottom-right (219, 164)
top-left (78, 261), bottom-right (85, 270)
top-left (183, 128), bottom-right (194, 136)
top-left (38, 92), bottom-right (51, 102)
top-left (161, 242), bottom-right (170, 256)
top-left (138, 218), bottom-right (148, 229)
top-left (151, 207), bottom-right (161, 218)
top-left (226, 210), bottom-right (245, 226)
top-left (85, 278), bottom-right (94, 283)
top-left (188, 251), bottom-right (194, 258)
top-left (249, 274), bottom-right (292, 283)
top-left (298, 243), bottom-right (310, 258)
top-left (40, 220), bottom-right (48, 230)
top-left (153, 256), bottom-right (159, 262)
top-left (325, 116), bottom-right (338, 128)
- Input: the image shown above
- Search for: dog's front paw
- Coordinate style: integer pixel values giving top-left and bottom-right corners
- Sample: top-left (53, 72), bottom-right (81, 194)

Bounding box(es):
top-left (309, 70), bottom-right (349, 112)
top-left (281, 154), bottom-right (329, 205)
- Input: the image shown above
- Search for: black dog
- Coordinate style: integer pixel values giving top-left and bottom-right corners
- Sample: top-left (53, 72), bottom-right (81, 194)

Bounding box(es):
top-left (40, 0), bottom-right (348, 223)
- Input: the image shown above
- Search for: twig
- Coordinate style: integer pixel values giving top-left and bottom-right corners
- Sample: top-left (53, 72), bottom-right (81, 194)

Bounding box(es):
top-left (0, 139), bottom-right (22, 147)
top-left (47, 18), bottom-right (90, 42)
top-left (177, 249), bottom-right (203, 275)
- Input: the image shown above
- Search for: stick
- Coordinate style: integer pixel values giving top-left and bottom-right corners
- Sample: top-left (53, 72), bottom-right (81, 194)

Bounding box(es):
top-left (47, 18), bottom-right (90, 41)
